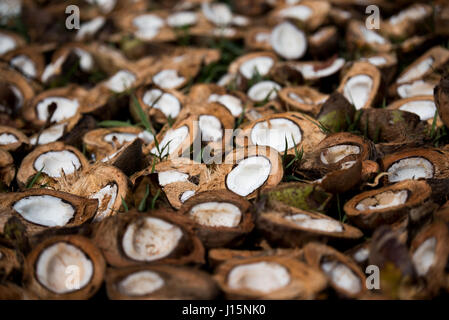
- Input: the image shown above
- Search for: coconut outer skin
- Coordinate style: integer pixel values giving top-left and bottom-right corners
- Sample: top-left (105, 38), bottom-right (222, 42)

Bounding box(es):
top-left (344, 180), bottom-right (432, 230)
top-left (214, 255), bottom-right (327, 299)
top-left (92, 210), bottom-right (205, 268)
top-left (106, 265), bottom-right (219, 300)
top-left (178, 190), bottom-right (254, 248)
top-left (317, 92), bottom-right (356, 132)
top-left (23, 235), bottom-right (105, 300)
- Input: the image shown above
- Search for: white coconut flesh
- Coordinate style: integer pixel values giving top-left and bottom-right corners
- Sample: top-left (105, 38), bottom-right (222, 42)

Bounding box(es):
top-left (76, 16), bottom-right (106, 40)
top-left (30, 123), bottom-right (66, 145)
top-left (34, 150), bottom-right (82, 178)
top-left (321, 261), bottom-right (361, 295)
top-left (389, 6), bottom-right (428, 25)
top-left (105, 70), bottom-right (136, 93)
top-left (359, 25), bottom-right (387, 45)
top-left (137, 130), bottom-right (155, 144)
top-left (232, 15), bottom-right (249, 27)
top-left (118, 271), bottom-right (165, 296)
top-left (356, 190), bottom-right (408, 211)
top-left (227, 262), bottom-right (290, 294)
top-left (288, 93), bottom-right (305, 104)
top-left (251, 118), bottom-right (302, 152)
top-left (353, 247), bottom-right (370, 263)
top-left (122, 217), bottom-right (183, 262)
top-left (41, 56), bottom-right (65, 83)
top-left (180, 190), bottom-right (195, 203)
top-left (212, 28), bottom-right (236, 38)
top-left (199, 115), bottom-right (223, 142)
top-left (341, 160), bottom-right (356, 170)
top-left (285, 214), bottom-right (343, 233)
top-left (255, 32), bottom-right (270, 44)
top-left (0, 133), bottom-right (18, 145)
top-left (104, 133), bottom-right (137, 146)
top-left (0, 0), bottom-right (21, 23)
top-left (320, 145), bottom-right (361, 165)
top-left (202, 2), bottom-right (233, 26)
top-left (412, 237), bottom-right (436, 276)
top-left (397, 81), bottom-right (435, 98)
top-left (36, 242), bottom-right (93, 294)
top-left (151, 125), bottom-right (189, 158)
top-left (208, 94), bottom-right (243, 117)
top-left (13, 195), bottom-right (75, 227)
top-left (10, 55), bottom-right (37, 78)
top-left (387, 157), bottom-right (434, 182)
top-left (158, 170), bottom-right (189, 186)
top-left (89, 183), bottom-right (118, 222)
top-left (239, 56), bottom-right (274, 79)
top-left (247, 81), bottom-right (281, 102)
top-left (226, 156), bottom-right (271, 197)
top-left (397, 57), bottom-right (434, 84)
top-left (85, 0), bottom-right (116, 13)
top-left (153, 70), bottom-right (185, 89)
top-left (133, 14), bottom-right (165, 40)
top-left (189, 202), bottom-right (242, 227)
top-left (278, 5), bottom-right (313, 21)
top-left (167, 11), bottom-right (197, 27)
top-left (398, 100), bottom-right (436, 121)
top-left (361, 56), bottom-right (387, 67)
top-left (0, 33), bottom-right (16, 55)
top-left (36, 97), bottom-right (79, 123)
top-left (343, 75), bottom-right (373, 110)
top-left (270, 22), bottom-right (307, 60)
top-left (295, 58), bottom-right (345, 80)
top-left (143, 89), bottom-right (181, 119)
top-left (73, 48), bottom-right (94, 72)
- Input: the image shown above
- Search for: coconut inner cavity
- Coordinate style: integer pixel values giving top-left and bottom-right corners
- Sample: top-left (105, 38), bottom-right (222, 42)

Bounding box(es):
top-left (226, 156), bottom-right (271, 197)
top-left (398, 100), bottom-right (436, 121)
top-left (13, 195), bottom-right (75, 227)
top-left (356, 190), bottom-right (408, 211)
top-left (34, 150), bottom-right (81, 178)
top-left (143, 89), bottom-right (181, 119)
top-left (270, 22), bottom-right (307, 60)
top-left (0, 133), bottom-right (18, 145)
top-left (239, 56), bottom-right (274, 79)
top-left (251, 118), bottom-right (302, 152)
top-left (36, 242), bottom-right (93, 294)
top-left (227, 261), bottom-right (290, 293)
top-left (189, 202), bottom-right (242, 227)
top-left (153, 70), bottom-right (185, 89)
top-left (122, 217), bottom-right (183, 262)
top-left (285, 214), bottom-right (343, 232)
top-left (387, 157), bottom-right (434, 182)
top-left (105, 70), bottom-right (136, 93)
top-left (151, 126), bottom-right (189, 158)
top-left (320, 145), bottom-right (360, 165)
top-left (31, 124), bottom-right (66, 145)
top-left (321, 260), bottom-right (361, 295)
top-left (199, 115), bottom-right (223, 142)
top-left (247, 81), bottom-right (281, 102)
top-left (36, 97), bottom-right (79, 123)
top-left (208, 94), bottom-right (243, 117)
top-left (397, 57), bottom-right (434, 84)
top-left (118, 271), bottom-right (165, 296)
top-left (412, 237), bottom-right (436, 276)
top-left (343, 75), bottom-right (373, 110)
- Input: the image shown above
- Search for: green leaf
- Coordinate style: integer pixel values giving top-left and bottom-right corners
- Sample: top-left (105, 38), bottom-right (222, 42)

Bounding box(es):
top-left (150, 189), bottom-right (161, 210)
top-left (27, 166), bottom-right (44, 189)
top-left (138, 184), bottom-right (150, 212)
top-left (97, 120), bottom-right (135, 128)
top-left (121, 196), bottom-right (129, 212)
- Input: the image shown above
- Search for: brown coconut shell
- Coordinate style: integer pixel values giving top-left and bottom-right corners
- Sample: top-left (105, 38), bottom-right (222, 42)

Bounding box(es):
top-left (23, 235), bottom-right (105, 300)
top-left (3, 46), bottom-right (46, 80)
top-left (279, 86), bottom-right (328, 116)
top-left (308, 26), bottom-right (339, 59)
top-left (0, 282), bottom-right (36, 300)
top-left (386, 95), bottom-right (440, 126)
top-left (91, 210), bottom-right (205, 268)
top-left (0, 125), bottom-right (29, 152)
top-left (0, 149), bottom-right (15, 187)
top-left (346, 20), bottom-right (392, 53)
top-left (244, 27), bottom-right (273, 52)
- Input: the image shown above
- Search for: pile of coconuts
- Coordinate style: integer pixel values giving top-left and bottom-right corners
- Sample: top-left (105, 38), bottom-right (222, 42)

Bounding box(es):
top-left (1, 0), bottom-right (449, 300)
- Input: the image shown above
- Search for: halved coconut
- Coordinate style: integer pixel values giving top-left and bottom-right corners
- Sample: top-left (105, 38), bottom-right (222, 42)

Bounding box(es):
top-left (23, 235), bottom-right (105, 299)
top-left (0, 125), bottom-right (28, 152)
top-left (257, 205), bottom-right (362, 248)
top-left (153, 69), bottom-right (187, 90)
top-left (30, 123), bottom-right (69, 146)
top-left (237, 112), bottom-right (325, 154)
top-left (0, 189), bottom-right (97, 235)
top-left (75, 16), bottom-right (107, 41)
top-left (396, 47), bottom-right (449, 85)
top-left (396, 80), bottom-right (437, 99)
top-left (291, 57), bottom-right (346, 82)
top-left (0, 68), bottom-right (34, 119)
top-left (104, 69), bottom-right (137, 93)
top-left (410, 222), bottom-right (449, 296)
top-left (279, 86), bottom-right (328, 116)
top-left (337, 62), bottom-right (381, 110)
top-left (245, 27), bottom-right (273, 51)
top-left (308, 26), bottom-right (338, 59)
top-left (92, 210), bottom-right (204, 267)
top-left (359, 52), bottom-right (397, 84)
top-left (17, 142), bottom-right (89, 189)
top-left (247, 80), bottom-right (282, 102)
top-left (270, 21), bottom-right (307, 60)
top-left (22, 86), bottom-right (85, 128)
top-left (346, 20), bottom-right (392, 53)
top-left (0, 149), bottom-right (15, 187)
top-left (316, 92), bottom-right (356, 133)
top-left (345, 242), bottom-right (371, 269)
top-left (0, 30), bottom-right (25, 56)
top-left (4, 46), bottom-right (45, 80)
top-left (271, 0), bottom-right (330, 31)
top-left (83, 126), bottom-right (153, 161)
top-left (214, 255), bottom-right (327, 299)
top-left (228, 51), bottom-right (277, 80)
top-left (178, 190), bottom-right (253, 248)
top-left (115, 12), bottom-right (174, 42)
top-left (382, 4), bottom-right (433, 39)
top-left (207, 91), bottom-right (247, 118)
top-left (106, 265), bottom-right (219, 300)
top-left (344, 180), bottom-right (432, 230)
top-left (303, 242), bottom-right (366, 299)
top-left (387, 95), bottom-right (439, 125)
top-left (201, 2), bottom-right (233, 26)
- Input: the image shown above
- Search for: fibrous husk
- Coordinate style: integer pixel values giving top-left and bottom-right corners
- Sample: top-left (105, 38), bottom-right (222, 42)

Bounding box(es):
top-left (105, 265), bottom-right (219, 300)
top-left (0, 282), bottom-right (36, 300)
top-left (0, 149), bottom-right (15, 187)
top-left (23, 235), bottom-right (105, 300)
top-left (0, 189), bottom-right (98, 235)
top-left (434, 73), bottom-right (449, 129)
top-left (344, 180), bottom-right (432, 230)
top-left (92, 210), bottom-right (205, 267)
top-left (178, 190), bottom-right (254, 248)
top-left (0, 245), bottom-right (21, 281)
top-left (213, 255), bottom-right (327, 299)
top-left (279, 86), bottom-right (328, 117)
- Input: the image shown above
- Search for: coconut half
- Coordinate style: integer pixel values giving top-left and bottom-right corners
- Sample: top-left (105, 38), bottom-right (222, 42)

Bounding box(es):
top-left (117, 270), bottom-right (164, 296)
top-left (105, 70), bottom-right (136, 93)
top-left (167, 11), bottom-right (198, 28)
top-left (321, 260), bottom-right (362, 295)
top-left (247, 81), bottom-right (281, 102)
top-left (142, 89), bottom-right (181, 119)
top-left (150, 125), bottom-right (189, 158)
top-left (250, 118), bottom-right (302, 152)
top-left (397, 80), bottom-right (435, 98)
top-left (294, 58), bottom-right (345, 81)
top-left (0, 32), bottom-right (17, 56)
top-left (76, 16), bottom-right (106, 41)
top-left (89, 183), bottom-right (118, 222)
top-left (208, 94), bottom-right (243, 117)
top-left (397, 57), bottom-right (434, 84)
top-left (320, 145), bottom-right (361, 165)
top-left (239, 56), bottom-right (274, 79)
top-left (387, 157), bottom-right (434, 183)
top-left (36, 97), bottom-right (79, 123)
top-left (189, 202), bottom-right (242, 228)
top-left (10, 54), bottom-right (37, 78)
top-left (355, 190), bottom-right (408, 211)
top-left (34, 150), bottom-right (81, 178)
top-left (412, 237), bottom-right (436, 276)
top-left (122, 216), bottom-right (183, 262)
top-left (343, 75), bottom-right (373, 110)
top-left (270, 22), bottom-right (307, 60)
top-left (30, 124), bottom-right (66, 145)
top-left (153, 69), bottom-right (185, 89)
